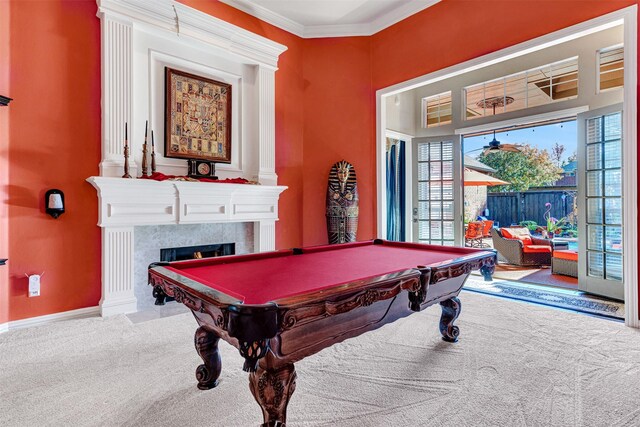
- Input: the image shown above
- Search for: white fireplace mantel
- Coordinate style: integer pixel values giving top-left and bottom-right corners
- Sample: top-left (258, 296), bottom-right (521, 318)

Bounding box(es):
top-left (87, 177), bottom-right (287, 227)
top-left (91, 0), bottom-right (288, 316)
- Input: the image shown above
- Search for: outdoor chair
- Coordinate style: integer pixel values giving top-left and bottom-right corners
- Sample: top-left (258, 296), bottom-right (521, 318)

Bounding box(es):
top-left (481, 220), bottom-right (494, 239)
top-left (491, 227), bottom-right (553, 266)
top-left (465, 221), bottom-right (484, 248)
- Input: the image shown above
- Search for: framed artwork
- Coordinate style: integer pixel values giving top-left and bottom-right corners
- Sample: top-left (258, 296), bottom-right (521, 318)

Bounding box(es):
top-left (165, 67), bottom-right (232, 163)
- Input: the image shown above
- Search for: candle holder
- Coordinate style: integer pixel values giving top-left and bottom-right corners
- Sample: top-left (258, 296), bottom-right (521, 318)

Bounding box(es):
top-left (151, 130), bottom-right (156, 174)
top-left (141, 120), bottom-right (149, 176)
top-left (122, 145), bottom-right (132, 178)
top-left (122, 122), bottom-right (132, 178)
top-left (141, 142), bottom-right (149, 176)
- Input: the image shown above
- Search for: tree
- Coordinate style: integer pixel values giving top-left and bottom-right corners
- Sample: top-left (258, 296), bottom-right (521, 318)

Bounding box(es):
top-left (478, 144), bottom-right (563, 192)
top-left (551, 142), bottom-right (565, 167)
top-left (566, 151), bottom-right (577, 163)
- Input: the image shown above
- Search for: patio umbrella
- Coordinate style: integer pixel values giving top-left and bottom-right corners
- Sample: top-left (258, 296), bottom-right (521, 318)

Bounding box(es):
top-left (464, 168), bottom-right (509, 186)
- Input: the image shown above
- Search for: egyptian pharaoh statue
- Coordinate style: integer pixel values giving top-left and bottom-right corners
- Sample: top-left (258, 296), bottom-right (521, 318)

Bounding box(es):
top-left (326, 160), bottom-right (359, 244)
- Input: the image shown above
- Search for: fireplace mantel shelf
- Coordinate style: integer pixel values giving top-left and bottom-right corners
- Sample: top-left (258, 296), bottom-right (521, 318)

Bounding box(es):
top-left (87, 176), bottom-right (287, 227)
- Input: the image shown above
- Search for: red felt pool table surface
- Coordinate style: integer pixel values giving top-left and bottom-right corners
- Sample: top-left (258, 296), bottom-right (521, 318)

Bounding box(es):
top-left (164, 241), bottom-right (481, 304)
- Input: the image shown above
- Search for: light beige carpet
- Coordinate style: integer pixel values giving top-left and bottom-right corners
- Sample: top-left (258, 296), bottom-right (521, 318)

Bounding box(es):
top-left (2, 292), bottom-right (640, 426)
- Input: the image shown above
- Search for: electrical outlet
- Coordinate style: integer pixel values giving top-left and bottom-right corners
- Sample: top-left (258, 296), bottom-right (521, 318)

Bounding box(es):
top-left (28, 274), bottom-right (41, 297)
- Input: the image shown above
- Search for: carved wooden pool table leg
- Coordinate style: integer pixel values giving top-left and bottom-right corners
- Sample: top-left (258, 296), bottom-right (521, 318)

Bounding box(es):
top-left (439, 297), bottom-right (462, 342)
top-left (249, 359), bottom-right (297, 427)
top-left (194, 326), bottom-right (222, 390)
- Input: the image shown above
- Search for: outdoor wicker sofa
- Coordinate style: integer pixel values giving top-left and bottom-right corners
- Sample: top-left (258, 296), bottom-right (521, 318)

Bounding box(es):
top-left (491, 227), bottom-right (553, 266)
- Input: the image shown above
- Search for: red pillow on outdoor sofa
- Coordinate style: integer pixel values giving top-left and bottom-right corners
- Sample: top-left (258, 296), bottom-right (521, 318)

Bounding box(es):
top-left (522, 245), bottom-right (552, 253)
top-left (500, 227), bottom-right (533, 246)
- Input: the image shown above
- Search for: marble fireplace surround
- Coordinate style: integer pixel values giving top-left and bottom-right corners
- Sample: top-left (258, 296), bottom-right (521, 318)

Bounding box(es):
top-left (88, 0), bottom-right (288, 316)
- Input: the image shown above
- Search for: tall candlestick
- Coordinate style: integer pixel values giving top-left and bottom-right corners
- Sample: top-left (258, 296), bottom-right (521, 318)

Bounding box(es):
top-left (122, 122), bottom-right (131, 178)
top-left (151, 130), bottom-right (156, 174)
top-left (141, 121), bottom-right (149, 176)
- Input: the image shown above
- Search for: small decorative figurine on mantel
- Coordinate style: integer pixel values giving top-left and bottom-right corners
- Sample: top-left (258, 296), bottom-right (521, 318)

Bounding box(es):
top-left (326, 160), bottom-right (359, 244)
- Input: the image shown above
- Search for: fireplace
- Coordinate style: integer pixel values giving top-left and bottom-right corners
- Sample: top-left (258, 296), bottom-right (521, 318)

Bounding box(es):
top-left (133, 223), bottom-right (253, 310)
top-left (160, 242), bottom-right (235, 262)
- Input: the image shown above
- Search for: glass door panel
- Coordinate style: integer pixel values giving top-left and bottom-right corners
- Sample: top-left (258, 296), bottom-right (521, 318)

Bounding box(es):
top-left (578, 106), bottom-right (624, 300)
top-left (412, 136), bottom-right (462, 246)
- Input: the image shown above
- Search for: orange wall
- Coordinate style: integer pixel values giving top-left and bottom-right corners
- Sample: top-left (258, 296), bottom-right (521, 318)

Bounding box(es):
top-left (1, 0), bottom-right (10, 325)
top-left (7, 0), bottom-right (102, 321)
top-left (301, 37), bottom-right (376, 244)
top-left (4, 0), bottom-right (640, 322)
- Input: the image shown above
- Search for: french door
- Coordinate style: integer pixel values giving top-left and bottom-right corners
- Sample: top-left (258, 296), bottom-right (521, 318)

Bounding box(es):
top-left (577, 104), bottom-right (624, 300)
top-left (411, 135), bottom-right (463, 246)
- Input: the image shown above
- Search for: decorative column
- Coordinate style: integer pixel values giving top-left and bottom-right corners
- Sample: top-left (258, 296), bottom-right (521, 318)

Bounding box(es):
top-left (254, 220), bottom-right (276, 252)
top-left (100, 226), bottom-right (137, 316)
top-left (98, 11), bottom-right (136, 177)
top-left (257, 66), bottom-right (278, 186)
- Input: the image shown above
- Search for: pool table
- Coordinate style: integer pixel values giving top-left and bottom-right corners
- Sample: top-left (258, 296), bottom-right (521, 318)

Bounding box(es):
top-left (148, 239), bottom-right (496, 426)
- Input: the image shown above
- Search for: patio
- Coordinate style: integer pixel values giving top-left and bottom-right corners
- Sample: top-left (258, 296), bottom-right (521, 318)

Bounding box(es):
top-left (469, 231), bottom-right (578, 289)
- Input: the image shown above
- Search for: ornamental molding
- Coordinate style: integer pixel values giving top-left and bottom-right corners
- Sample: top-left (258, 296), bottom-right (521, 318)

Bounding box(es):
top-left (97, 0), bottom-right (287, 68)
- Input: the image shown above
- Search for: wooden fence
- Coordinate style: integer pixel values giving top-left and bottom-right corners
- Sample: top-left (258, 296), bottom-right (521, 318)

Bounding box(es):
top-left (486, 190), bottom-right (576, 229)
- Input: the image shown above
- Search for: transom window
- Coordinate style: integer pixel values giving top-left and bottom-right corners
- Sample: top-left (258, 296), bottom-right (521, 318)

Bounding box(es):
top-left (599, 45), bottom-right (624, 91)
top-left (422, 92), bottom-right (452, 128)
top-left (464, 57), bottom-right (579, 121)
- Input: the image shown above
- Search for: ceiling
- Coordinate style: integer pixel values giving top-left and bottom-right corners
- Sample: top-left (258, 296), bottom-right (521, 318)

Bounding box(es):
top-left (219, 0), bottom-right (440, 38)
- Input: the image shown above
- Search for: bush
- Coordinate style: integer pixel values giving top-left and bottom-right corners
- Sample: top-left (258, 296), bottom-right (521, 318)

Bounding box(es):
top-left (519, 221), bottom-right (538, 232)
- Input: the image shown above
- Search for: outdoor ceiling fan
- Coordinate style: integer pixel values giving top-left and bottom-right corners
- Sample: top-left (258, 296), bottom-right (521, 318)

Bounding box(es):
top-left (471, 96), bottom-right (524, 155)
top-left (481, 130), bottom-right (523, 155)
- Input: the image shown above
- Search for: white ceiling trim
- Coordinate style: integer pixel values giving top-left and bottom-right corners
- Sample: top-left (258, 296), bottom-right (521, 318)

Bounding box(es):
top-left (219, 0), bottom-right (441, 38)
top-left (219, 0), bottom-right (306, 37)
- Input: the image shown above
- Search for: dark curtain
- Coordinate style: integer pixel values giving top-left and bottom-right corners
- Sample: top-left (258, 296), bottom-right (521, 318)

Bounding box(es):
top-left (386, 139), bottom-right (406, 241)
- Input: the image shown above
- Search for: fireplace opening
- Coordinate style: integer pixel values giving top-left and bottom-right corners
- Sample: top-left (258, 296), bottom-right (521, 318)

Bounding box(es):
top-left (160, 242), bottom-right (235, 262)
top-left (154, 242), bottom-right (236, 306)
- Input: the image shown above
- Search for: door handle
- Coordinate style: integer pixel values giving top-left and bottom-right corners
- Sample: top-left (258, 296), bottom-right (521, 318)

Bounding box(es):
top-left (412, 207), bottom-right (418, 223)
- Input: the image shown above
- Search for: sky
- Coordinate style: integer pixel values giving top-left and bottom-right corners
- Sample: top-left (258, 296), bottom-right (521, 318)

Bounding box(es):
top-left (463, 120), bottom-right (577, 164)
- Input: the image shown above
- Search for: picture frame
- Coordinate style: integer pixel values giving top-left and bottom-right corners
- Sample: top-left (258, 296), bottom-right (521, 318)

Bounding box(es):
top-left (164, 67), bottom-right (232, 163)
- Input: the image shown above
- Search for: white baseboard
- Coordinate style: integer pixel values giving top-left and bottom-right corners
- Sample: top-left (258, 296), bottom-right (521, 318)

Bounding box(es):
top-left (100, 297), bottom-right (137, 317)
top-left (4, 306), bottom-right (100, 332)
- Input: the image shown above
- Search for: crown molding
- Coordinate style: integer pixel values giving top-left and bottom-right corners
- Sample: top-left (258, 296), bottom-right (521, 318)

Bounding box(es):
top-left (220, 0), bottom-right (440, 39)
top-left (219, 0), bottom-right (305, 37)
top-left (368, 0), bottom-right (440, 36)
top-left (97, 0), bottom-right (287, 68)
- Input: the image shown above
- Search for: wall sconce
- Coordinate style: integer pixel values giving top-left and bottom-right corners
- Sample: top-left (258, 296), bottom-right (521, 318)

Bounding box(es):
top-left (0, 95), bottom-right (12, 106)
top-left (45, 189), bottom-right (65, 219)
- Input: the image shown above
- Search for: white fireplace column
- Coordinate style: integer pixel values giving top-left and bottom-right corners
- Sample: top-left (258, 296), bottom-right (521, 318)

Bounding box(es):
top-left (101, 226), bottom-right (137, 316)
top-left (98, 11), bottom-right (135, 178)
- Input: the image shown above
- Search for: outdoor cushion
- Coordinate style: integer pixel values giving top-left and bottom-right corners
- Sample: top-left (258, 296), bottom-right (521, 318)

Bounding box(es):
top-left (553, 250), bottom-right (578, 261)
top-left (522, 245), bottom-right (553, 253)
top-left (500, 227), bottom-right (533, 245)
